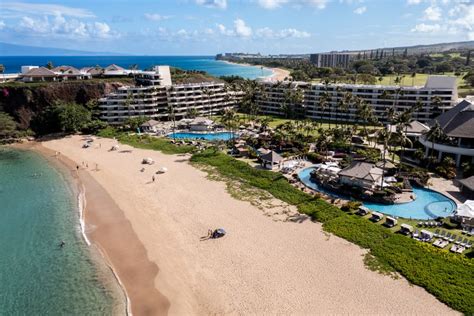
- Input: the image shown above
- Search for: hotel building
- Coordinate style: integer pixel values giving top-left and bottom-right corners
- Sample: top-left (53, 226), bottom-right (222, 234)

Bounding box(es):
top-left (99, 66), bottom-right (243, 124)
top-left (256, 76), bottom-right (457, 125)
top-left (309, 53), bottom-right (353, 69)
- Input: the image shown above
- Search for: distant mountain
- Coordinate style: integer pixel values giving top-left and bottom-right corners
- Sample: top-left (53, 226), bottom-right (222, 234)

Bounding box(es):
top-left (0, 42), bottom-right (123, 56)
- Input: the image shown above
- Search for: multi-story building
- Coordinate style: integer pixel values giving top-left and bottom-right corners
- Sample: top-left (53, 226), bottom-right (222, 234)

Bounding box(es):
top-left (419, 99), bottom-right (474, 167)
top-left (256, 75), bottom-right (457, 125)
top-left (310, 53), bottom-right (353, 68)
top-left (99, 66), bottom-right (243, 124)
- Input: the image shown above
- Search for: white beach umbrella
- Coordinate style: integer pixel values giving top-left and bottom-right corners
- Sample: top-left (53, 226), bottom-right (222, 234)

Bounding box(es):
top-left (160, 167), bottom-right (168, 173)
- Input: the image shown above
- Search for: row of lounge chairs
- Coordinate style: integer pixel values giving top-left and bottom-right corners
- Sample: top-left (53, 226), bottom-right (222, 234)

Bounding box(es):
top-left (430, 229), bottom-right (472, 253)
top-left (461, 227), bottom-right (474, 236)
top-left (355, 207), bottom-right (473, 255)
top-left (417, 221), bottom-right (443, 228)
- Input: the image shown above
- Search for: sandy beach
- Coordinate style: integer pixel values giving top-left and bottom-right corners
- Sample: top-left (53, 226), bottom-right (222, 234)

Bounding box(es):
top-left (222, 60), bottom-right (290, 81)
top-left (42, 135), bottom-right (457, 315)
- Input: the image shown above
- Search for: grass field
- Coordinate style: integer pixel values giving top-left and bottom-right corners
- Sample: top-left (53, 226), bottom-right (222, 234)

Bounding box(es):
top-left (311, 72), bottom-right (466, 88)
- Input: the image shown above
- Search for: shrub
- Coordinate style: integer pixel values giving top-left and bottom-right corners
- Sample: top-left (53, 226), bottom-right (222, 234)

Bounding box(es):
top-left (341, 201), bottom-right (362, 212)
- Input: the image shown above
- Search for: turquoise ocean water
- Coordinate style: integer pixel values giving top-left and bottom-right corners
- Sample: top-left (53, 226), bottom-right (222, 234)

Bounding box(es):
top-left (0, 56), bottom-right (273, 79)
top-left (0, 148), bottom-right (124, 314)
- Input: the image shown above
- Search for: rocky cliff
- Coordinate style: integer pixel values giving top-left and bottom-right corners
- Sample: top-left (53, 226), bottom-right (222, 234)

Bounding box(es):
top-left (0, 80), bottom-right (128, 129)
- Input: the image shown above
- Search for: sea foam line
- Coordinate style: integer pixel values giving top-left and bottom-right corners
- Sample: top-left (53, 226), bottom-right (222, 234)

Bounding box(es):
top-left (77, 184), bottom-right (91, 246)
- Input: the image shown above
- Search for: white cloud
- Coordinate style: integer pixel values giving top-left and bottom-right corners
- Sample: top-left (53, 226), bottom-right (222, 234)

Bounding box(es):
top-left (0, 20), bottom-right (6, 30)
top-left (410, 1), bottom-right (474, 40)
top-left (195, 0), bottom-right (227, 9)
top-left (411, 23), bottom-right (441, 32)
top-left (407, 0), bottom-right (423, 4)
top-left (423, 6), bottom-right (441, 21)
top-left (257, 0), bottom-right (328, 10)
top-left (258, 0), bottom-right (287, 9)
top-left (354, 6), bottom-right (367, 14)
top-left (144, 13), bottom-right (171, 21)
top-left (2, 2), bottom-right (94, 17)
top-left (234, 19), bottom-right (252, 37)
top-left (256, 27), bottom-right (311, 39)
top-left (17, 14), bottom-right (116, 39)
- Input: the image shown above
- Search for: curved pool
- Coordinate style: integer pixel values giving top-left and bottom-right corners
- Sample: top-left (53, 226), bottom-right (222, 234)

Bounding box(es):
top-left (168, 132), bottom-right (233, 141)
top-left (298, 166), bottom-right (456, 220)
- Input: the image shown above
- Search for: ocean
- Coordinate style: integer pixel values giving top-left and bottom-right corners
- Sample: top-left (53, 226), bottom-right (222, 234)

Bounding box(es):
top-left (0, 148), bottom-right (125, 314)
top-left (0, 56), bottom-right (273, 79)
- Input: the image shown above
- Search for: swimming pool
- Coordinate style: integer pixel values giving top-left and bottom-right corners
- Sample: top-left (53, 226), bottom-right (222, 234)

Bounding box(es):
top-left (168, 132), bottom-right (234, 141)
top-left (298, 166), bottom-right (456, 220)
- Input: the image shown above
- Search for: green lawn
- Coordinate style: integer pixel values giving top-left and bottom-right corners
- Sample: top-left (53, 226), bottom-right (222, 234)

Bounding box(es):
top-left (311, 72), bottom-right (466, 88)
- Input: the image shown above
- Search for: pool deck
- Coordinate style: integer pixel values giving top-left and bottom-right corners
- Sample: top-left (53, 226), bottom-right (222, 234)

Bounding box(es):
top-left (428, 175), bottom-right (465, 205)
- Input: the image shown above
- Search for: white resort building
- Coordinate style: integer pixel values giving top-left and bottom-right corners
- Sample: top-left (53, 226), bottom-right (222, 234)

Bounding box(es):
top-left (99, 65), bottom-right (243, 124)
top-left (256, 76), bottom-right (457, 124)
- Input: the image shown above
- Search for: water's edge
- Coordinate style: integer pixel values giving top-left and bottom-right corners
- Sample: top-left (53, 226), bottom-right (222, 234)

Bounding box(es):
top-left (16, 143), bottom-right (128, 315)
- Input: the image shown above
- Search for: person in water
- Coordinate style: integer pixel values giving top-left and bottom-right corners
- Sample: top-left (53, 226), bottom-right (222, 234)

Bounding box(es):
top-left (59, 241), bottom-right (65, 248)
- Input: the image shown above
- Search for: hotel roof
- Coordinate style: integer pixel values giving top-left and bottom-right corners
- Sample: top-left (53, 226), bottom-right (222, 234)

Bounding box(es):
top-left (338, 161), bottom-right (383, 182)
top-left (24, 67), bottom-right (56, 77)
top-left (425, 75), bottom-right (457, 90)
top-left (432, 100), bottom-right (474, 139)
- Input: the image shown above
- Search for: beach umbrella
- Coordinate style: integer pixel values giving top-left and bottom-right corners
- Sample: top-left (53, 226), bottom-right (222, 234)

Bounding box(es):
top-left (160, 167), bottom-right (168, 173)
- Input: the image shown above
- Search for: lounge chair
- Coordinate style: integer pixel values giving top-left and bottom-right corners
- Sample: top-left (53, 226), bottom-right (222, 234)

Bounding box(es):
top-left (461, 238), bottom-right (469, 247)
top-left (439, 230), bottom-right (447, 238)
top-left (417, 222), bottom-right (423, 227)
top-left (455, 236), bottom-right (463, 245)
top-left (433, 229), bottom-right (440, 237)
top-left (450, 244), bottom-right (458, 253)
top-left (443, 232), bottom-right (452, 241)
top-left (449, 234), bottom-right (456, 243)
top-left (466, 241), bottom-right (473, 249)
top-left (432, 239), bottom-right (443, 247)
top-left (456, 246), bottom-right (466, 254)
top-left (412, 229), bottom-right (419, 239)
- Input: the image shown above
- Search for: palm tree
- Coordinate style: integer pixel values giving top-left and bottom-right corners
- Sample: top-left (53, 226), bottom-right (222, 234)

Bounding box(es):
top-left (411, 72), bottom-right (416, 86)
top-left (221, 108), bottom-right (237, 141)
top-left (167, 104), bottom-right (176, 139)
top-left (124, 92), bottom-right (135, 119)
top-left (422, 121), bottom-right (444, 167)
top-left (430, 95), bottom-right (443, 119)
top-left (319, 92), bottom-right (329, 128)
top-left (202, 87), bottom-right (213, 118)
top-left (0, 64), bottom-right (4, 82)
top-left (378, 128), bottom-right (391, 189)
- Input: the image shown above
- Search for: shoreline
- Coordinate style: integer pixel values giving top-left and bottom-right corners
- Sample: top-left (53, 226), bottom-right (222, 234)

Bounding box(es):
top-left (19, 141), bottom-right (170, 315)
top-left (38, 135), bottom-right (457, 315)
top-left (220, 59), bottom-right (290, 81)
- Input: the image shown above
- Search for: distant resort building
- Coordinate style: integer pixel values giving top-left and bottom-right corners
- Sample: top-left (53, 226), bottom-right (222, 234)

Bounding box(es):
top-left (99, 65), bottom-right (243, 124)
top-left (419, 99), bottom-right (474, 167)
top-left (16, 63), bottom-right (151, 82)
top-left (309, 53), bottom-right (354, 69)
top-left (256, 75), bottom-right (457, 125)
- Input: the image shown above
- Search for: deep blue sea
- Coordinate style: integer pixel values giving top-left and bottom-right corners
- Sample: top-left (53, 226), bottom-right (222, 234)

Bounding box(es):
top-left (0, 56), bottom-right (272, 79)
top-left (0, 148), bottom-right (125, 314)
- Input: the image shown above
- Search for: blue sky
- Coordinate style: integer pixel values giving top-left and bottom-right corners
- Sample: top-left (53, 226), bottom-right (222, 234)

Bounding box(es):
top-left (0, 0), bottom-right (473, 55)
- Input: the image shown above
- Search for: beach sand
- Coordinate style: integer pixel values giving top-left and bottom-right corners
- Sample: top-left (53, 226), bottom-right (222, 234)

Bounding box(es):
top-left (42, 135), bottom-right (457, 315)
top-left (222, 60), bottom-right (290, 81)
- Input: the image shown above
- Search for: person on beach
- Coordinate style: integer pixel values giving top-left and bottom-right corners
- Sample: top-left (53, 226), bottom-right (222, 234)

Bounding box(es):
top-left (152, 175), bottom-right (155, 182)
top-left (76, 165), bottom-right (79, 171)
